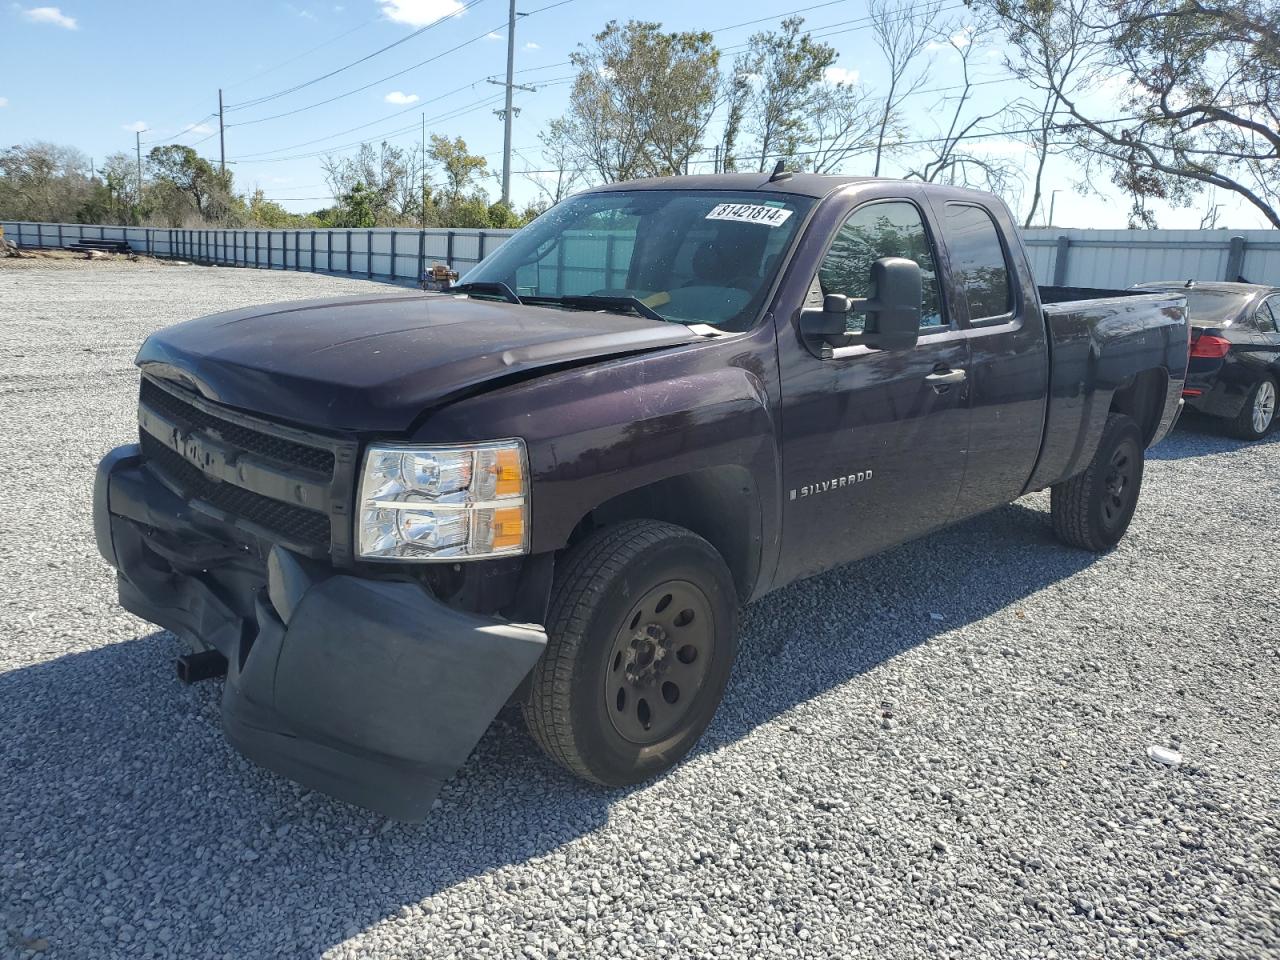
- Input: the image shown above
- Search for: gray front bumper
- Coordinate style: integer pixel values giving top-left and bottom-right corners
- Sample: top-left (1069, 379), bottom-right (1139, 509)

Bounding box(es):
top-left (94, 444), bottom-right (547, 821)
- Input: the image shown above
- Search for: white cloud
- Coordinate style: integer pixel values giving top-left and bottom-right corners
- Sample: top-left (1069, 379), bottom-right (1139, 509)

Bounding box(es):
top-left (927, 27), bottom-right (973, 51)
top-left (523, 41), bottom-right (539, 49)
top-left (823, 66), bottom-right (860, 86)
top-left (183, 122), bottom-right (214, 135)
top-left (0, 97), bottom-right (8, 108)
top-left (22, 6), bottom-right (77, 28)
top-left (485, 31), bottom-right (500, 39)
top-left (384, 90), bottom-right (420, 105)
top-left (378, 0), bottom-right (464, 27)
top-left (122, 120), bottom-right (147, 133)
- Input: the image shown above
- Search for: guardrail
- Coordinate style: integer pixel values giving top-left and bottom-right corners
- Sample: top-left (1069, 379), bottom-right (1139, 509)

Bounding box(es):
top-left (4, 220), bottom-right (1278, 288)
top-left (0, 221), bottom-right (519, 283)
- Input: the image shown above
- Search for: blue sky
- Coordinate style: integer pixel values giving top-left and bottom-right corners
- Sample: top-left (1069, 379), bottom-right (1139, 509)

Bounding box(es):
top-left (0, 0), bottom-right (1271, 228)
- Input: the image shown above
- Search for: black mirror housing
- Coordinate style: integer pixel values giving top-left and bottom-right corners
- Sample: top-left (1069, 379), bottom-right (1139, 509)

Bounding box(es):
top-left (799, 294), bottom-right (852, 352)
top-left (862, 257), bottom-right (922, 351)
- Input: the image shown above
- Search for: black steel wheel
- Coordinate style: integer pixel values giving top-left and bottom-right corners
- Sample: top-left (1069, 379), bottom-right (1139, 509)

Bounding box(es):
top-left (522, 520), bottom-right (738, 787)
top-left (1051, 413), bottom-right (1145, 551)
top-left (604, 580), bottom-right (716, 745)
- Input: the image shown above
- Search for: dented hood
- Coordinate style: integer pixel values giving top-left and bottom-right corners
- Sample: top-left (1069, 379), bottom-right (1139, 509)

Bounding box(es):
top-left (136, 291), bottom-right (698, 432)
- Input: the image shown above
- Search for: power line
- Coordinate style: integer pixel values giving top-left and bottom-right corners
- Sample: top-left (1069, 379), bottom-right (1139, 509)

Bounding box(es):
top-left (226, 0), bottom-right (577, 128)
top-left (225, 0), bottom-right (487, 110)
top-left (222, 14), bottom-right (383, 92)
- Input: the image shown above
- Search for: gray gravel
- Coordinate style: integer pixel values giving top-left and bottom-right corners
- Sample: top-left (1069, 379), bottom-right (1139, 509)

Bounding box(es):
top-left (1, 256), bottom-right (1278, 960)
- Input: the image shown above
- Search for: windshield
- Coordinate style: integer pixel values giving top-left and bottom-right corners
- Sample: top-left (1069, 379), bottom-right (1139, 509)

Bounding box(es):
top-left (461, 189), bottom-right (815, 330)
top-left (1181, 290), bottom-right (1253, 326)
top-left (1141, 287), bottom-right (1251, 326)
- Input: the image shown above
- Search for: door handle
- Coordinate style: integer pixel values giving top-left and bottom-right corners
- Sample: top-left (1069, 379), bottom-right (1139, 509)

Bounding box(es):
top-left (925, 367), bottom-right (967, 386)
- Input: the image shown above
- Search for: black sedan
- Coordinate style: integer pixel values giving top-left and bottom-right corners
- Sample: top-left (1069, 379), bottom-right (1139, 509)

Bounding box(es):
top-left (1133, 281), bottom-right (1280, 440)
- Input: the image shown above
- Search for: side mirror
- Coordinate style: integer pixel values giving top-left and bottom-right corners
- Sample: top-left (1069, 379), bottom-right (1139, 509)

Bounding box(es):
top-left (862, 257), bottom-right (921, 351)
top-left (799, 294), bottom-right (854, 353)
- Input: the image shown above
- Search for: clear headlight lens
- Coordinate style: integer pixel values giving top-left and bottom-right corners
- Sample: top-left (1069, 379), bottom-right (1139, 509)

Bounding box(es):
top-left (356, 440), bottom-right (529, 561)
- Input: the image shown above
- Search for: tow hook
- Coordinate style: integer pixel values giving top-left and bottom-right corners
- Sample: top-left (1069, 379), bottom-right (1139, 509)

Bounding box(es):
top-left (175, 650), bottom-right (229, 684)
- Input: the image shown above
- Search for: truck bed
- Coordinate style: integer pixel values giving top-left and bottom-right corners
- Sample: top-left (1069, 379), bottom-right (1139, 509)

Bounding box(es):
top-left (1026, 289), bottom-right (1189, 492)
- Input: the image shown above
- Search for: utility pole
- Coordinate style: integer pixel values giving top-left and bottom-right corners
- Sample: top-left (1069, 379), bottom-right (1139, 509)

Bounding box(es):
top-left (135, 130), bottom-right (144, 202)
top-left (489, 1), bottom-right (535, 207)
top-left (420, 111), bottom-right (426, 229)
top-left (218, 88), bottom-right (226, 176)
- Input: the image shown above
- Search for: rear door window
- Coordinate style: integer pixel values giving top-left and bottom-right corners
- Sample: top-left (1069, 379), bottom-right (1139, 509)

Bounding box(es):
top-left (942, 204), bottom-right (1013, 323)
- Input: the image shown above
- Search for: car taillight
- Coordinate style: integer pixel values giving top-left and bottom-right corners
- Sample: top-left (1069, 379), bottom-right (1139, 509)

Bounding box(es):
top-left (1190, 334), bottom-right (1231, 359)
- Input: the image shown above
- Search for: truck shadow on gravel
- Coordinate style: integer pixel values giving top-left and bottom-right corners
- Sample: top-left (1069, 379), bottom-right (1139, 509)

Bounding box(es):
top-left (1, 498), bottom-right (1095, 958)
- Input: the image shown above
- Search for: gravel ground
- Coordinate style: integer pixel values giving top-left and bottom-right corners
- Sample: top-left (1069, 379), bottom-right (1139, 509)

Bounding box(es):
top-left (1, 257), bottom-right (1277, 960)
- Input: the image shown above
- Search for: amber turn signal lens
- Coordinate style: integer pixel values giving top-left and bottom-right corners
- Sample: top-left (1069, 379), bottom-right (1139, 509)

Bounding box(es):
top-left (489, 506), bottom-right (526, 550)
top-left (493, 447), bottom-right (524, 498)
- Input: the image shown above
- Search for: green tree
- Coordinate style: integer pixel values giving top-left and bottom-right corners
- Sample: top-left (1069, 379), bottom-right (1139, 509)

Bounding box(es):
top-left (0, 141), bottom-right (93, 222)
top-left (734, 17), bottom-right (838, 172)
top-left (557, 20), bottom-right (720, 181)
top-left (428, 134), bottom-right (488, 203)
top-left (146, 145), bottom-right (234, 225)
top-left (332, 181), bottom-right (378, 228)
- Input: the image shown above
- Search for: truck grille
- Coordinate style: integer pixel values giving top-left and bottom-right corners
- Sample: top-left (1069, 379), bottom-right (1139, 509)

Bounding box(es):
top-left (136, 377), bottom-right (356, 558)
top-left (140, 434), bottom-right (332, 547)
top-left (140, 379), bottom-right (334, 474)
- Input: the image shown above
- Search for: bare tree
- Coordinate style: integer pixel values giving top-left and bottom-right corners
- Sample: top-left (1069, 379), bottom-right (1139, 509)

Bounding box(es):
top-left (902, 25), bottom-right (1020, 194)
top-left (805, 81), bottom-right (882, 174)
top-left (523, 117), bottom-right (584, 205)
top-left (987, 0), bottom-right (1280, 227)
top-left (869, 0), bottom-right (945, 175)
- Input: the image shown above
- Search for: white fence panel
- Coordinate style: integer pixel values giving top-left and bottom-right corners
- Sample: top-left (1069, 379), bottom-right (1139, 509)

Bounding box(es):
top-left (4, 220), bottom-right (1278, 287)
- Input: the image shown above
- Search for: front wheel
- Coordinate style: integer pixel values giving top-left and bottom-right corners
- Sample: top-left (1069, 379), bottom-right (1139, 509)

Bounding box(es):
top-left (1228, 376), bottom-right (1277, 441)
top-left (523, 520), bottom-right (738, 787)
top-left (1051, 413), bottom-right (1145, 551)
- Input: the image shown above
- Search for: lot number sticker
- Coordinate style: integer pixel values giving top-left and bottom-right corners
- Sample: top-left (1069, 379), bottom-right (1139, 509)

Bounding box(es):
top-left (705, 203), bottom-right (794, 227)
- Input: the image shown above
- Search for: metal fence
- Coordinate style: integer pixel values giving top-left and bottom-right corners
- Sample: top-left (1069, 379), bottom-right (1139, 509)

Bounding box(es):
top-left (4, 220), bottom-right (1279, 288)
top-left (1021, 228), bottom-right (1280, 288)
top-left (0, 221), bottom-right (519, 282)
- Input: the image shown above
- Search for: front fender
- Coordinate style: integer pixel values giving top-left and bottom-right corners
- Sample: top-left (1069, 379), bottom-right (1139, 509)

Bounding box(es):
top-left (412, 328), bottom-right (782, 594)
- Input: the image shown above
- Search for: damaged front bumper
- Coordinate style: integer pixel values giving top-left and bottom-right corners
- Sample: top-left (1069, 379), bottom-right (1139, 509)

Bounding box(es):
top-left (93, 444), bottom-right (548, 821)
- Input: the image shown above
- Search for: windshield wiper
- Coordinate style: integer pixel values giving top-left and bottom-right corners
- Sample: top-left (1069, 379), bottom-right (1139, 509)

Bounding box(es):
top-left (449, 280), bottom-right (523, 304)
top-left (524, 294), bottom-right (667, 323)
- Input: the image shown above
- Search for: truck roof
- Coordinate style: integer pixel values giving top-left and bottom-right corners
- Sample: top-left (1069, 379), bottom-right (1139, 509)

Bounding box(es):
top-left (581, 172), bottom-right (996, 202)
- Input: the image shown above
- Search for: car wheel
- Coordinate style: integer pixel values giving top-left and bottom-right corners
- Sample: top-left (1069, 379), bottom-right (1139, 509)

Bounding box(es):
top-left (1050, 412), bottom-right (1145, 552)
top-left (1228, 376), bottom-right (1277, 440)
top-left (522, 520), bottom-right (738, 787)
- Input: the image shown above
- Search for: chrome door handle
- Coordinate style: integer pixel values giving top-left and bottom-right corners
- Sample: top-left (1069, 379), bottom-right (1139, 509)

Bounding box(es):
top-left (925, 368), bottom-right (967, 385)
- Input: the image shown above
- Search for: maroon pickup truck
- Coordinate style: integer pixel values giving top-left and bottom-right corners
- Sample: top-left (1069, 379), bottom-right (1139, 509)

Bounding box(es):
top-left (95, 173), bottom-right (1188, 819)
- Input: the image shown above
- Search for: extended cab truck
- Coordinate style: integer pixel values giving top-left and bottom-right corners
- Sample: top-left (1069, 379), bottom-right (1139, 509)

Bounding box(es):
top-left (94, 174), bottom-right (1188, 820)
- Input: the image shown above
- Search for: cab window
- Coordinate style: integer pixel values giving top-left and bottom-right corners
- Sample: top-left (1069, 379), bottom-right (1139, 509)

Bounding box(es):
top-left (811, 200), bottom-right (944, 333)
top-left (942, 204), bottom-right (1013, 322)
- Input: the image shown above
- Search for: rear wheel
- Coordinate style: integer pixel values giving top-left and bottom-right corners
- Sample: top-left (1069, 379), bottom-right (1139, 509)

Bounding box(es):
top-left (523, 520), bottom-right (738, 786)
top-left (1228, 376), bottom-right (1277, 440)
top-left (1051, 413), bottom-right (1145, 551)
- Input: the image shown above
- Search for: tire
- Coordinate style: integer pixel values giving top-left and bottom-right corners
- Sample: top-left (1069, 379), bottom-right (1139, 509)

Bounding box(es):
top-left (1227, 376), bottom-right (1277, 441)
top-left (522, 520), bottom-right (739, 787)
top-left (1050, 413), bottom-right (1145, 552)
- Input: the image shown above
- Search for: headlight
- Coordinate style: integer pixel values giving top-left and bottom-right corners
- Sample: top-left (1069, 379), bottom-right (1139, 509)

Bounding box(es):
top-left (356, 439), bottom-right (529, 561)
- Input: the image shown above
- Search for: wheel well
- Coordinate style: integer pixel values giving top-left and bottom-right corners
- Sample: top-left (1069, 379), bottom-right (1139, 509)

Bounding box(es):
top-left (1109, 368), bottom-right (1168, 447)
top-left (566, 468), bottom-right (761, 601)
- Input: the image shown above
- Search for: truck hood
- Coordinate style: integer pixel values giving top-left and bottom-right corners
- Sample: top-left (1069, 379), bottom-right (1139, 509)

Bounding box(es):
top-left (135, 292), bottom-right (699, 432)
